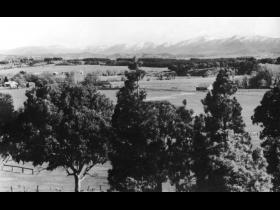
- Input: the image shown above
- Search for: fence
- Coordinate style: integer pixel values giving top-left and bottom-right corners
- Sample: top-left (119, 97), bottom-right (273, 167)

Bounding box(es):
top-left (1, 163), bottom-right (34, 175)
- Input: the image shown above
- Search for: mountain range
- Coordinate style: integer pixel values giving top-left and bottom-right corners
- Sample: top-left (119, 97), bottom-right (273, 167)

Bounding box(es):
top-left (1, 35), bottom-right (280, 59)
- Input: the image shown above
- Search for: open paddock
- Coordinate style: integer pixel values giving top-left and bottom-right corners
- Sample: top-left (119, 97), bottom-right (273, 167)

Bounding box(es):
top-left (0, 162), bottom-right (111, 192)
top-left (0, 64), bottom-right (168, 78)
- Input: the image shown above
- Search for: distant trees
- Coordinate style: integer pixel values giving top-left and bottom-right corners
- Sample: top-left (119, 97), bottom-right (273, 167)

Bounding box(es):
top-left (168, 64), bottom-right (188, 76)
top-left (83, 58), bottom-right (113, 65)
top-left (44, 57), bottom-right (63, 64)
top-left (67, 59), bottom-right (83, 65)
top-left (167, 57), bottom-right (260, 77)
top-left (235, 67), bottom-right (274, 89)
top-left (258, 58), bottom-right (275, 64)
top-left (3, 80), bottom-right (114, 192)
top-left (276, 57), bottom-right (280, 65)
top-left (11, 72), bottom-right (32, 88)
top-left (236, 57), bottom-right (259, 75)
top-left (81, 73), bottom-right (99, 86)
top-left (11, 72), bottom-right (58, 88)
top-left (234, 76), bottom-right (250, 89)
top-left (249, 68), bottom-right (273, 89)
top-left (10, 71), bottom-right (78, 88)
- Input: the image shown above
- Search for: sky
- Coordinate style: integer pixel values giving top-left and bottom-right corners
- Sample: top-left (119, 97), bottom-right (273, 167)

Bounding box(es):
top-left (0, 17), bottom-right (279, 50)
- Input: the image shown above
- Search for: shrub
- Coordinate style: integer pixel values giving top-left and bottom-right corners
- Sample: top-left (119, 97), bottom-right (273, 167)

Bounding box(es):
top-left (249, 68), bottom-right (273, 89)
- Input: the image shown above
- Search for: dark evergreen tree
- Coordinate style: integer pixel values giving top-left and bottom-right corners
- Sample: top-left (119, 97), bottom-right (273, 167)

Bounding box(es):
top-left (252, 86), bottom-right (280, 191)
top-left (202, 69), bottom-right (246, 136)
top-left (0, 93), bottom-right (15, 157)
top-left (0, 93), bottom-right (14, 127)
top-left (108, 72), bottom-right (194, 192)
top-left (192, 69), bottom-right (272, 192)
top-left (166, 101), bottom-right (195, 192)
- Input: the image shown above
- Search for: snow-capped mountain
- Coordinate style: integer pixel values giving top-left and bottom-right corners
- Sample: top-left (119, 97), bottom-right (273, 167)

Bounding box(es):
top-left (2, 35), bottom-right (280, 58)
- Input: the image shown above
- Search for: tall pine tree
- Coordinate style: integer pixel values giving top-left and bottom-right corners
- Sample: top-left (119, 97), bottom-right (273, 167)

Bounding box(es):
top-left (109, 70), bottom-right (194, 191)
top-left (193, 69), bottom-right (272, 192)
top-left (252, 85), bottom-right (280, 191)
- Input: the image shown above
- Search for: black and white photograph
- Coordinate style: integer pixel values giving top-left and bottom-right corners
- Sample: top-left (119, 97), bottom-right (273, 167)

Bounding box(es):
top-left (0, 17), bottom-right (280, 192)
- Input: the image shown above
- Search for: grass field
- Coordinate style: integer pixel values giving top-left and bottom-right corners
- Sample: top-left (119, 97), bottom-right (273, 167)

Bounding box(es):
top-left (0, 162), bottom-right (111, 192)
top-left (101, 88), bottom-right (265, 136)
top-left (0, 88), bottom-right (27, 109)
top-left (0, 65), bottom-right (268, 191)
top-left (0, 64), bottom-right (168, 78)
top-left (0, 65), bottom-right (127, 76)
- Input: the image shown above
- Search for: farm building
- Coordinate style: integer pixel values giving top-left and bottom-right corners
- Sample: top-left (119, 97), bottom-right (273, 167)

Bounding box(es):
top-left (196, 84), bottom-right (213, 92)
top-left (4, 81), bottom-right (19, 89)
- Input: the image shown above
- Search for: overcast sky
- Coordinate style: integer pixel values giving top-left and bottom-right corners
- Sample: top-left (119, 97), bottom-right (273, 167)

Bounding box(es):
top-left (0, 17), bottom-right (279, 50)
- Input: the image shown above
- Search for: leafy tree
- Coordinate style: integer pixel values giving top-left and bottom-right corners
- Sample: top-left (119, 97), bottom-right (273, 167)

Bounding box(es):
top-left (204, 130), bottom-right (272, 192)
top-left (249, 68), bottom-right (273, 89)
top-left (237, 59), bottom-right (259, 75)
top-left (192, 69), bottom-right (272, 191)
top-left (26, 73), bottom-right (58, 87)
top-left (3, 82), bottom-right (114, 192)
top-left (252, 86), bottom-right (280, 191)
top-left (81, 73), bottom-right (99, 86)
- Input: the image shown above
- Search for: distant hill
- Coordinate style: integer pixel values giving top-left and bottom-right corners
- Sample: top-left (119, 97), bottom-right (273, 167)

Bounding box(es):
top-left (1, 35), bottom-right (280, 59)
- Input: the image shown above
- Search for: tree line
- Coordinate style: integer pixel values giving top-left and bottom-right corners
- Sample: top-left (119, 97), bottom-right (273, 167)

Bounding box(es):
top-left (3, 56), bottom-right (279, 77)
top-left (1, 64), bottom-right (280, 192)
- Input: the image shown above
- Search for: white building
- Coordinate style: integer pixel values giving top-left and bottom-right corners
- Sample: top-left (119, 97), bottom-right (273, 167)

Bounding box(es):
top-left (4, 81), bottom-right (19, 89)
